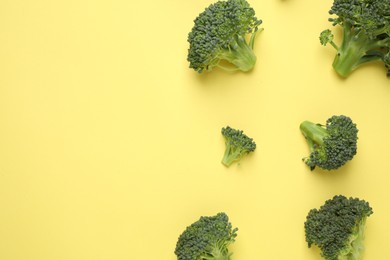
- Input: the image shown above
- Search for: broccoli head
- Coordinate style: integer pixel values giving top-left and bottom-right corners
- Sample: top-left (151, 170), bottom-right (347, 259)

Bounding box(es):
top-left (300, 115), bottom-right (358, 171)
top-left (320, 0), bottom-right (390, 77)
top-left (304, 195), bottom-right (373, 260)
top-left (221, 126), bottom-right (256, 167)
top-left (174, 212), bottom-right (238, 260)
top-left (187, 0), bottom-right (263, 73)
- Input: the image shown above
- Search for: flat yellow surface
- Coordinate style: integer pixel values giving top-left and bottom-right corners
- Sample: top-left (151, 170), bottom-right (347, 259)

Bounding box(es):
top-left (0, 0), bottom-right (389, 259)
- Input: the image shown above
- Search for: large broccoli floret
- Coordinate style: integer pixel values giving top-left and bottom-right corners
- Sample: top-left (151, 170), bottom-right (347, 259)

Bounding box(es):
top-left (221, 126), bottom-right (256, 167)
top-left (174, 212), bottom-right (238, 260)
top-left (187, 0), bottom-right (263, 73)
top-left (319, 0), bottom-right (390, 77)
top-left (300, 115), bottom-right (358, 171)
top-left (304, 195), bottom-right (373, 260)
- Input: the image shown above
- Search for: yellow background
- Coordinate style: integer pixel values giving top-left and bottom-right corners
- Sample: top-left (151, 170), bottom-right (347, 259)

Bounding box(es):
top-left (0, 0), bottom-right (389, 259)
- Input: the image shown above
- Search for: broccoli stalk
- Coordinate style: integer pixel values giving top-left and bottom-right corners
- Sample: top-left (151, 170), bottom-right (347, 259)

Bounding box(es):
top-left (207, 247), bottom-right (232, 260)
top-left (319, 0), bottom-right (390, 77)
top-left (221, 139), bottom-right (247, 167)
top-left (304, 195), bottom-right (373, 260)
top-left (300, 121), bottom-right (330, 170)
top-left (300, 121), bottom-right (329, 150)
top-left (221, 126), bottom-right (256, 167)
top-left (174, 213), bottom-right (238, 260)
top-left (332, 25), bottom-right (388, 77)
top-left (216, 34), bottom-right (259, 72)
top-left (300, 115), bottom-right (358, 171)
top-left (343, 218), bottom-right (368, 259)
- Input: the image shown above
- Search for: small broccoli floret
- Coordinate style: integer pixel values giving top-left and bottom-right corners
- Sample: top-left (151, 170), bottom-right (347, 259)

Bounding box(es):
top-left (174, 212), bottom-right (238, 260)
top-left (320, 29), bottom-right (338, 50)
top-left (221, 126), bottom-right (256, 167)
top-left (304, 195), bottom-right (373, 260)
top-left (187, 0), bottom-right (263, 73)
top-left (300, 115), bottom-right (358, 171)
top-left (320, 0), bottom-right (390, 77)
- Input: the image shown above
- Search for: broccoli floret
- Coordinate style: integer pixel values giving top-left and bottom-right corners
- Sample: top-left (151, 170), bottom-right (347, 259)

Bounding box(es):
top-left (221, 126), bottom-right (256, 167)
top-left (187, 0), bottom-right (263, 73)
top-left (304, 195), bottom-right (373, 260)
top-left (320, 29), bottom-right (338, 50)
top-left (320, 0), bottom-right (390, 77)
top-left (300, 115), bottom-right (358, 170)
top-left (174, 212), bottom-right (238, 260)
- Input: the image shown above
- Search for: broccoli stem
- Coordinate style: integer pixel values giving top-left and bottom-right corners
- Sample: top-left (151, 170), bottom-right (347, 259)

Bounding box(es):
top-left (332, 23), bottom-right (382, 77)
top-left (249, 28), bottom-right (263, 49)
top-left (203, 245), bottom-right (232, 260)
top-left (300, 121), bottom-right (329, 150)
top-left (329, 40), bottom-right (339, 51)
top-left (203, 255), bottom-right (230, 260)
top-left (221, 143), bottom-right (241, 167)
top-left (338, 218), bottom-right (368, 260)
top-left (217, 34), bottom-right (257, 72)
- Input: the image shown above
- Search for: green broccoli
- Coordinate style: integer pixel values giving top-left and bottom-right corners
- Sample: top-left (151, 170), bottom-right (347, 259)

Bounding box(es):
top-left (174, 212), bottom-right (238, 260)
top-left (319, 0), bottom-right (390, 77)
top-left (304, 195), bottom-right (373, 260)
top-left (300, 115), bottom-right (358, 170)
top-left (384, 51), bottom-right (390, 76)
top-left (221, 126), bottom-right (256, 167)
top-left (187, 0), bottom-right (263, 73)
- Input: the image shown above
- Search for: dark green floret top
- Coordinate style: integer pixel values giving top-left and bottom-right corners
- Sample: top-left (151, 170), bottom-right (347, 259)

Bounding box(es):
top-left (300, 115), bottom-right (358, 171)
top-left (174, 212), bottom-right (238, 260)
top-left (221, 126), bottom-right (256, 167)
top-left (305, 195), bottom-right (373, 260)
top-left (320, 0), bottom-right (390, 77)
top-left (187, 0), bottom-right (262, 73)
